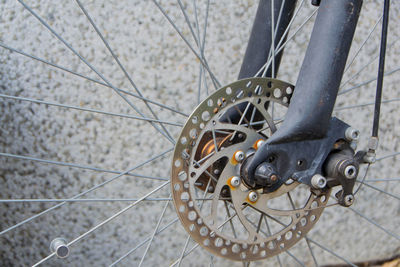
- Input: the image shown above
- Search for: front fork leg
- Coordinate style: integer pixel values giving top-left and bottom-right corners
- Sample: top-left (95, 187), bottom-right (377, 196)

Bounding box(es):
top-left (247, 0), bottom-right (363, 182)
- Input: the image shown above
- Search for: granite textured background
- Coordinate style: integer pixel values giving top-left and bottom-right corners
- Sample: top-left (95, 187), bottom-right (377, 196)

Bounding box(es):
top-left (0, 0), bottom-right (399, 266)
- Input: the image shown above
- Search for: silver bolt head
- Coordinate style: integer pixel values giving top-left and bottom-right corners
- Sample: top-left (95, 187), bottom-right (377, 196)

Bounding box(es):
top-left (344, 194), bottom-right (354, 206)
top-left (230, 176), bottom-right (241, 187)
top-left (311, 174), bottom-right (327, 189)
top-left (248, 191), bottom-right (258, 202)
top-left (345, 127), bottom-right (360, 142)
top-left (234, 151), bottom-right (245, 162)
top-left (50, 237), bottom-right (70, 258)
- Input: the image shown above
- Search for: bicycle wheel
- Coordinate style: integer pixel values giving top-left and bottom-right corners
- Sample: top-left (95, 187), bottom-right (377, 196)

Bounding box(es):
top-left (0, 0), bottom-right (399, 266)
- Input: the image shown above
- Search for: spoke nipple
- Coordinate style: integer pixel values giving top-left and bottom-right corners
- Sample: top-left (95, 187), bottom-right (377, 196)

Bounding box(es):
top-left (248, 191), bottom-right (258, 203)
top-left (344, 194), bottom-right (354, 206)
top-left (234, 150), bottom-right (245, 163)
top-left (345, 127), bottom-right (360, 142)
top-left (50, 237), bottom-right (69, 258)
top-left (230, 176), bottom-right (241, 188)
top-left (311, 174), bottom-right (327, 189)
top-left (344, 165), bottom-right (357, 179)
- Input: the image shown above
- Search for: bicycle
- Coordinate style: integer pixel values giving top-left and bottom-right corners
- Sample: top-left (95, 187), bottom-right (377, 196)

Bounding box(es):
top-left (0, 0), bottom-right (399, 266)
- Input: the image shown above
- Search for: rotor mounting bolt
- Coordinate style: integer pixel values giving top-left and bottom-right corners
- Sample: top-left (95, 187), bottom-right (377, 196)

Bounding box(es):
top-left (248, 191), bottom-right (258, 203)
top-left (234, 150), bottom-right (245, 162)
top-left (344, 165), bottom-right (357, 179)
top-left (230, 176), bottom-right (241, 188)
top-left (345, 127), bottom-right (360, 142)
top-left (311, 174), bottom-right (327, 189)
top-left (344, 194), bottom-right (354, 206)
top-left (50, 237), bottom-right (70, 258)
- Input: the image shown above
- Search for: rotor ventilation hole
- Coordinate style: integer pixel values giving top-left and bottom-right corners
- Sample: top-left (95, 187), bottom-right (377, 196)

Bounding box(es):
top-left (221, 248), bottom-right (227, 255)
top-left (188, 211), bottom-right (197, 221)
top-left (180, 192), bottom-right (189, 202)
top-left (179, 205), bottom-right (185, 213)
top-left (178, 171), bottom-right (187, 181)
top-left (232, 244), bottom-right (240, 253)
top-left (286, 87), bottom-right (293, 94)
top-left (215, 238), bottom-right (223, 247)
top-left (200, 226), bottom-right (209, 236)
top-left (236, 89), bottom-right (244, 99)
top-left (207, 99), bottom-right (213, 107)
top-left (189, 128), bottom-right (198, 139)
top-left (273, 88), bottom-right (282, 98)
top-left (202, 111), bottom-right (211, 121)
top-left (226, 87), bottom-right (232, 95)
top-left (180, 137), bottom-right (187, 145)
top-left (174, 184), bottom-right (180, 191)
top-left (192, 116), bottom-right (198, 124)
top-left (174, 159), bottom-right (181, 167)
top-left (255, 85), bottom-right (263, 95)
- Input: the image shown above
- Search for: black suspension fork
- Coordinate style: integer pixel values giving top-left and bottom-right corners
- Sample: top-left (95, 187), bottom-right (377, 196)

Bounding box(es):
top-left (247, 0), bottom-right (363, 180)
top-left (238, 0), bottom-right (297, 79)
top-left (224, 0), bottom-right (296, 124)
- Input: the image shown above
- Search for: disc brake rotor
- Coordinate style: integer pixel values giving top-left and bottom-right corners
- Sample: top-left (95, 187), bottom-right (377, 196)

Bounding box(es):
top-left (171, 78), bottom-right (331, 261)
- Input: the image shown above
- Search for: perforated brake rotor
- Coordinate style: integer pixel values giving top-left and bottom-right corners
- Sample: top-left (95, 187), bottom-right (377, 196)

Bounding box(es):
top-left (171, 78), bottom-right (331, 261)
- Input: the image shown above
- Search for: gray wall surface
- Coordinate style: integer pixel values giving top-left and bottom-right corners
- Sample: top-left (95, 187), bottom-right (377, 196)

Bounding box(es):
top-left (0, 0), bottom-right (399, 266)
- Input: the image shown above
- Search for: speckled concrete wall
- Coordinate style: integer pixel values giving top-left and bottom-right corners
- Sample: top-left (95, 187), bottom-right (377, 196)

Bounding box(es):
top-left (0, 1), bottom-right (399, 266)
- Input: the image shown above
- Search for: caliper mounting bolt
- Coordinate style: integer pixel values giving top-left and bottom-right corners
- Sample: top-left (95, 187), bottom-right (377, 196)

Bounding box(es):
top-left (311, 174), bottom-right (327, 189)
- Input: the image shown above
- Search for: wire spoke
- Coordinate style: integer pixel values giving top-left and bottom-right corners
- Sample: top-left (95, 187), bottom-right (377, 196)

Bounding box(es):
top-left (0, 42), bottom-right (188, 117)
top-left (138, 195), bottom-right (171, 266)
top-left (18, 0), bottom-right (176, 145)
top-left (334, 97), bottom-right (400, 111)
top-left (0, 198), bottom-right (172, 203)
top-left (365, 178), bottom-right (400, 182)
top-left (339, 37), bottom-right (399, 90)
top-left (32, 181), bottom-right (170, 267)
top-left (343, 14), bottom-right (383, 75)
top-left (356, 180), bottom-right (400, 201)
top-left (306, 237), bottom-right (357, 267)
top-left (0, 148), bottom-right (173, 235)
top-left (170, 211), bottom-right (238, 266)
top-left (0, 152), bottom-right (168, 181)
top-left (347, 207), bottom-right (400, 241)
top-left (152, 0), bottom-right (221, 89)
top-left (75, 0), bottom-right (175, 142)
top-left (109, 218), bottom-right (179, 266)
top-left (339, 66), bottom-right (400, 95)
top-left (377, 151), bottom-right (400, 161)
top-left (0, 93), bottom-right (183, 127)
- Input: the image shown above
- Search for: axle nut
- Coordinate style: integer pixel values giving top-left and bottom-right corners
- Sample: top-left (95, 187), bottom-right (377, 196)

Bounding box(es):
top-left (311, 174), bottom-right (327, 189)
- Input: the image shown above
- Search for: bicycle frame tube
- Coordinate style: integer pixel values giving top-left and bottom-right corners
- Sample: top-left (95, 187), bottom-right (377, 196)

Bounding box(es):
top-left (267, 0), bottom-right (363, 144)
